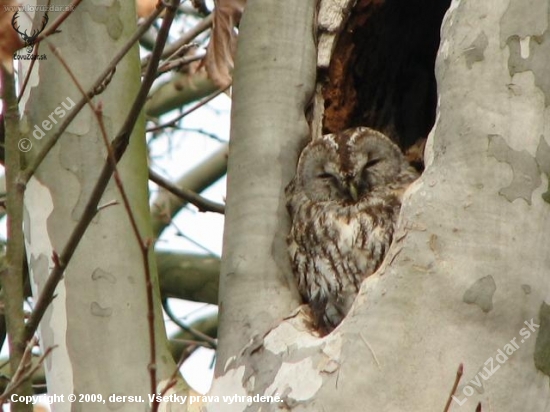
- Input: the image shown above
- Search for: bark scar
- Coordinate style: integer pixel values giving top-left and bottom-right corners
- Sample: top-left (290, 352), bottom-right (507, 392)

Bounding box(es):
top-left (487, 134), bottom-right (544, 204)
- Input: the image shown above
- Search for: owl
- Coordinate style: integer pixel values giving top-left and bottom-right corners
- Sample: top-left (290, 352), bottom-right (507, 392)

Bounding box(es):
top-left (285, 127), bottom-right (419, 334)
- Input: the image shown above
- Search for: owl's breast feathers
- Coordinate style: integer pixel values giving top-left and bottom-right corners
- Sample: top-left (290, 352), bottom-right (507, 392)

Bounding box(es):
top-left (286, 190), bottom-right (401, 331)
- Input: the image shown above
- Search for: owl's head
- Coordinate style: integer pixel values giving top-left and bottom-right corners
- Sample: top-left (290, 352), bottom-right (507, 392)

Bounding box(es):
top-left (292, 127), bottom-right (413, 203)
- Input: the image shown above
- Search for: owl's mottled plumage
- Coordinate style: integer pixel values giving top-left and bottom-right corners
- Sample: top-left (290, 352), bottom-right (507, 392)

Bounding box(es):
top-left (285, 127), bottom-right (419, 333)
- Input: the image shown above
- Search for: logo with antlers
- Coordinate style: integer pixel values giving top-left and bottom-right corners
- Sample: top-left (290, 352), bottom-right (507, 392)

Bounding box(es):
top-left (12, 10), bottom-right (49, 54)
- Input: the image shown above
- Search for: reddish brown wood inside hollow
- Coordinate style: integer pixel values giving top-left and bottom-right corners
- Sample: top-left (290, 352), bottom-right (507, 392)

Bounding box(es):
top-left (322, 0), bottom-right (450, 158)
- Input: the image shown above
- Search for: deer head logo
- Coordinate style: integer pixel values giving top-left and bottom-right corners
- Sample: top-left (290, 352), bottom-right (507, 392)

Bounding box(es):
top-left (12, 10), bottom-right (49, 54)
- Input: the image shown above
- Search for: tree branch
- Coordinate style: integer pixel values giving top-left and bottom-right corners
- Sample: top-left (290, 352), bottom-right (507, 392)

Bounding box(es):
top-left (0, 62), bottom-right (33, 412)
top-left (151, 143), bottom-right (228, 237)
top-left (149, 169), bottom-right (225, 214)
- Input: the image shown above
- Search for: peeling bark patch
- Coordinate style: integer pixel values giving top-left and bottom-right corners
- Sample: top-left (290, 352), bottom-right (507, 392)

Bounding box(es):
top-left (536, 136), bottom-right (550, 203)
top-left (464, 32), bottom-right (488, 69)
top-left (506, 29), bottom-right (550, 106)
top-left (264, 322), bottom-right (325, 353)
top-left (60, 133), bottom-right (106, 221)
top-left (242, 348), bottom-right (284, 400)
top-left (90, 302), bottom-right (112, 317)
top-left (487, 134), bottom-right (541, 204)
top-left (86, 1), bottom-right (123, 40)
top-left (534, 302), bottom-right (550, 376)
top-left (91, 268), bottom-right (116, 284)
top-left (23, 205), bottom-right (31, 242)
top-left (208, 366), bottom-right (248, 410)
top-left (463, 275), bottom-right (496, 313)
top-left (500, 0), bottom-right (548, 42)
top-left (29, 254), bottom-right (51, 295)
top-left (265, 358), bottom-right (322, 403)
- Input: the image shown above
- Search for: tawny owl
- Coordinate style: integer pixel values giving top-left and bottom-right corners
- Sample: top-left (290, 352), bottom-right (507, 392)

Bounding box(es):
top-left (285, 127), bottom-right (419, 334)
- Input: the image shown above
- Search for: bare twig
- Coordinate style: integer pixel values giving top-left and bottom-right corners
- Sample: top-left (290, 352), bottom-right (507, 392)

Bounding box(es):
top-left (178, 128), bottom-right (225, 142)
top-left (150, 144), bottom-right (228, 237)
top-left (0, 343), bottom-right (56, 404)
top-left (114, 2), bottom-right (185, 408)
top-left (171, 338), bottom-right (214, 349)
top-left (36, 0), bottom-right (83, 43)
top-left (149, 168), bottom-right (225, 214)
top-left (157, 51), bottom-right (205, 75)
top-left (146, 86), bottom-right (228, 133)
top-left (162, 299), bottom-right (217, 348)
top-left (174, 227), bottom-right (218, 256)
top-left (9, 337), bottom-right (37, 388)
top-left (141, 13), bottom-right (213, 68)
top-left (443, 363), bottom-right (464, 412)
top-left (158, 340), bottom-right (197, 399)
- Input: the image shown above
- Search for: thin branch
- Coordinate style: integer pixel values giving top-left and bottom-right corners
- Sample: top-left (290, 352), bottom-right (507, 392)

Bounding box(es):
top-left (146, 86), bottom-right (228, 133)
top-left (174, 227), bottom-right (218, 256)
top-left (0, 63), bottom-right (32, 407)
top-left (157, 51), bottom-right (205, 75)
top-left (162, 299), bottom-right (217, 348)
top-left (0, 343), bottom-right (56, 404)
top-left (158, 340), bottom-right (197, 399)
top-left (8, 337), bottom-right (37, 389)
top-left (141, 13), bottom-right (213, 68)
top-left (150, 143), bottom-right (227, 237)
top-left (443, 363), bottom-right (464, 412)
top-left (171, 338), bottom-right (213, 349)
top-left (179, 128), bottom-right (225, 142)
top-left (36, 0), bottom-right (82, 43)
top-left (149, 168), bottom-right (225, 214)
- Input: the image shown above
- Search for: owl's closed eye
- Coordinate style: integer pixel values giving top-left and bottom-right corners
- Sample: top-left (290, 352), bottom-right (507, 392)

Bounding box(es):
top-left (285, 127), bottom-right (419, 334)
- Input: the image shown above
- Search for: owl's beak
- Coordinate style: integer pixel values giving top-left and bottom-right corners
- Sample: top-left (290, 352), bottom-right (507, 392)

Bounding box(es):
top-left (348, 181), bottom-right (358, 202)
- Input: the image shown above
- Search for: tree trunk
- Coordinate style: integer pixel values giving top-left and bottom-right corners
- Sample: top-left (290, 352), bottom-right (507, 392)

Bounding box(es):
top-left (20, 1), bottom-right (181, 410)
top-left (210, 0), bottom-right (550, 410)
top-left (215, 0), bottom-right (317, 373)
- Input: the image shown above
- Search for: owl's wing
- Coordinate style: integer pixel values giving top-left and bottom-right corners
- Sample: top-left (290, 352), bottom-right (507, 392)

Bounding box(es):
top-left (284, 178), bottom-right (304, 217)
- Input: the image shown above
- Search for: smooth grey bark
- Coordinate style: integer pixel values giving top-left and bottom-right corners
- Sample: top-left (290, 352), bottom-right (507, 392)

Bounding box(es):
top-left (214, 0), bottom-right (317, 377)
top-left (208, 0), bottom-right (550, 411)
